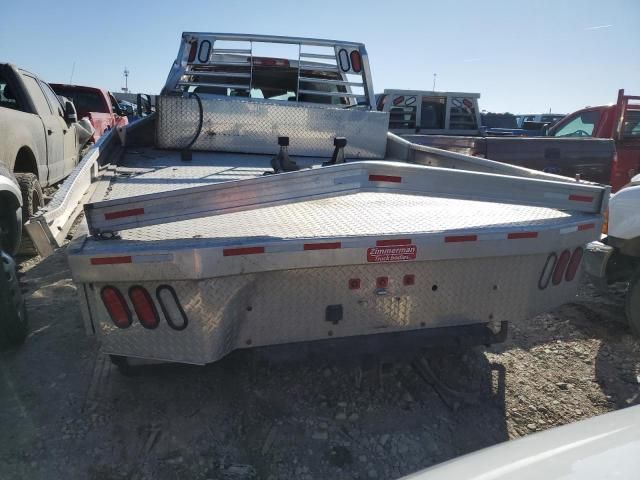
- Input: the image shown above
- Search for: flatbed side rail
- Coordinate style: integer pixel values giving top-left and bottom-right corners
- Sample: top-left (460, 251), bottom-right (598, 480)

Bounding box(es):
top-left (24, 122), bottom-right (130, 257)
top-left (84, 160), bottom-right (608, 237)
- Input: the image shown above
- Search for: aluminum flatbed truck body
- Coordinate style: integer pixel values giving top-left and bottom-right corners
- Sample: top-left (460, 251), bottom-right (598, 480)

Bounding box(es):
top-left (59, 33), bottom-right (608, 366)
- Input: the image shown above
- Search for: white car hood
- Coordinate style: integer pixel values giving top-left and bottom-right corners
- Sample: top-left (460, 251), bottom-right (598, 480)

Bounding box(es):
top-left (402, 406), bottom-right (640, 480)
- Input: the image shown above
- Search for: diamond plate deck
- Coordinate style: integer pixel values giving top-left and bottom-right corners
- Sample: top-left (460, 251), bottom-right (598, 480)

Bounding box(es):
top-left (101, 149), bottom-right (592, 244)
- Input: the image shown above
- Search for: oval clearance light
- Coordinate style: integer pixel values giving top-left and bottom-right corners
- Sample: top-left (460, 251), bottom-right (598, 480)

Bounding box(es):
top-left (349, 50), bottom-right (362, 73)
top-left (538, 253), bottom-right (557, 290)
top-left (129, 286), bottom-right (159, 329)
top-left (552, 250), bottom-right (571, 286)
top-left (156, 285), bottom-right (188, 331)
top-left (565, 247), bottom-right (584, 282)
top-left (100, 286), bottom-right (132, 328)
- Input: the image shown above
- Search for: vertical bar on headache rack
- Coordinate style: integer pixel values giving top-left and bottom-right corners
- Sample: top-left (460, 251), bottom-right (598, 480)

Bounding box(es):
top-left (296, 43), bottom-right (301, 102)
top-left (359, 45), bottom-right (376, 110)
top-left (249, 40), bottom-right (254, 94)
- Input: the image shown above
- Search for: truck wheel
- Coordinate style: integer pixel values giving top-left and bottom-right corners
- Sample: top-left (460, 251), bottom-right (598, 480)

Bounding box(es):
top-left (0, 251), bottom-right (28, 349)
top-left (0, 195), bottom-right (21, 256)
top-left (625, 269), bottom-right (640, 337)
top-left (14, 173), bottom-right (44, 256)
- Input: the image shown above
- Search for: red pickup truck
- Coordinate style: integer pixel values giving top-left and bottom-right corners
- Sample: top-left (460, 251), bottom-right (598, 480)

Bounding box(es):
top-left (50, 84), bottom-right (128, 142)
top-left (548, 89), bottom-right (640, 192)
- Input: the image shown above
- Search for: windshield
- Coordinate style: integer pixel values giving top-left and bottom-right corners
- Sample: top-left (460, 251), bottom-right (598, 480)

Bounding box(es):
top-left (185, 64), bottom-right (350, 105)
top-left (51, 87), bottom-right (106, 114)
top-left (553, 110), bottom-right (600, 137)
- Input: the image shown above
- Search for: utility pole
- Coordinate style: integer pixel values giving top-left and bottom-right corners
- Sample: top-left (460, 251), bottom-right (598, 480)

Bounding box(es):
top-left (70, 62), bottom-right (76, 84)
top-left (122, 67), bottom-right (130, 93)
top-left (432, 73), bottom-right (437, 91)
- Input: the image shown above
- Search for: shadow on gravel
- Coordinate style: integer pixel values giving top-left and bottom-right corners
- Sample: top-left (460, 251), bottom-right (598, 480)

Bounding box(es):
top-left (89, 346), bottom-right (508, 480)
top-left (491, 278), bottom-right (640, 414)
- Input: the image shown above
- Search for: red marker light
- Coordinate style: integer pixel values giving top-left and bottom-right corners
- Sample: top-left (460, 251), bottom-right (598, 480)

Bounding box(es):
top-left (349, 50), bottom-right (362, 73)
top-left (129, 286), bottom-right (159, 329)
top-left (101, 286), bottom-right (131, 329)
top-left (552, 250), bottom-right (571, 285)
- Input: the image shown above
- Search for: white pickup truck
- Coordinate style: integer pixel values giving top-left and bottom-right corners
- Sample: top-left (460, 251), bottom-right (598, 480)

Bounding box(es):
top-left (585, 175), bottom-right (640, 335)
top-left (0, 166), bottom-right (28, 347)
top-left (26, 33), bottom-right (608, 372)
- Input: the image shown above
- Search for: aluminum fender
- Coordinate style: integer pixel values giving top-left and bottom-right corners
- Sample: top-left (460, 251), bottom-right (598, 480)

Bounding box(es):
top-left (608, 183), bottom-right (640, 240)
top-left (401, 405), bottom-right (640, 480)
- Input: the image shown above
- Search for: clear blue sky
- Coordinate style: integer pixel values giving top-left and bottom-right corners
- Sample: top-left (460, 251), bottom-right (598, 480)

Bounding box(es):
top-left (1, 0), bottom-right (638, 113)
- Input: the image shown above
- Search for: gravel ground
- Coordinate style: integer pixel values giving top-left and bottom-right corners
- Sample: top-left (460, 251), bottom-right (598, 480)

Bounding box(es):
top-left (1, 250), bottom-right (639, 480)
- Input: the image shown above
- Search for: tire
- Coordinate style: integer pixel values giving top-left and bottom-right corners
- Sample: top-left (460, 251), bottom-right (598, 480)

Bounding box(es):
top-left (625, 268), bottom-right (640, 337)
top-left (14, 173), bottom-right (44, 257)
top-left (0, 251), bottom-right (28, 349)
top-left (0, 194), bottom-right (22, 256)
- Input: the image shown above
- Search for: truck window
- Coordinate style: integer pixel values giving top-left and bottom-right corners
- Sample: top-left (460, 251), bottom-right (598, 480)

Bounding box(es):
top-left (0, 73), bottom-right (21, 111)
top-left (541, 114), bottom-right (564, 124)
top-left (389, 106), bottom-right (417, 129)
top-left (553, 110), bottom-right (600, 137)
top-left (187, 65), bottom-right (349, 106)
top-left (40, 81), bottom-right (64, 116)
top-left (420, 97), bottom-right (445, 129)
top-left (622, 110), bottom-right (640, 138)
top-left (51, 87), bottom-right (106, 114)
top-left (449, 97), bottom-right (478, 130)
top-left (22, 74), bottom-right (53, 115)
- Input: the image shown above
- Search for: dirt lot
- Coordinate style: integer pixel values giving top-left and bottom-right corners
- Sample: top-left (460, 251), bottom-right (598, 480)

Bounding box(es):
top-left (1, 249), bottom-right (639, 480)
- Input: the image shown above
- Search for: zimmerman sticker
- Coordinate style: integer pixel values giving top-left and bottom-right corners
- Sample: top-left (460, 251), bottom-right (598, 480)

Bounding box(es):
top-left (367, 245), bottom-right (417, 263)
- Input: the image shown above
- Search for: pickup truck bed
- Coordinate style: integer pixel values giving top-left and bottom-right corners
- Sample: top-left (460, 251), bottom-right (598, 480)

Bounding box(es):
top-left (403, 134), bottom-right (615, 185)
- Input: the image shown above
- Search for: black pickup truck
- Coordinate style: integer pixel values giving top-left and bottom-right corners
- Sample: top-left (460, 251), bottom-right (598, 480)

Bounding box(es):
top-left (402, 134), bottom-right (615, 186)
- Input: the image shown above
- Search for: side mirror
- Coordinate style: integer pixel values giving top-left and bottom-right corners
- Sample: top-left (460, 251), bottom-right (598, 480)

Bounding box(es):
top-left (64, 99), bottom-right (77, 123)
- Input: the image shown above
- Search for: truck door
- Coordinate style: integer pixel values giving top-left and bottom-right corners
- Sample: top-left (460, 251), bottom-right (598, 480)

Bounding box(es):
top-left (40, 81), bottom-right (78, 177)
top-left (21, 74), bottom-right (67, 184)
top-left (615, 108), bottom-right (640, 191)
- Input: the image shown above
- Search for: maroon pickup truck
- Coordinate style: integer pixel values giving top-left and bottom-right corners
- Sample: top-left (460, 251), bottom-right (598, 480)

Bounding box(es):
top-left (51, 84), bottom-right (128, 142)
top-left (403, 90), bottom-right (640, 193)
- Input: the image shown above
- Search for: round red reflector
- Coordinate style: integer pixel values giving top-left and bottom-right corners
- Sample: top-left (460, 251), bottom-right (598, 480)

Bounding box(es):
top-left (349, 50), bottom-right (362, 73)
top-left (377, 276), bottom-right (389, 288)
top-left (565, 247), bottom-right (584, 282)
top-left (129, 286), bottom-right (159, 329)
top-left (552, 250), bottom-right (571, 285)
top-left (101, 286), bottom-right (131, 328)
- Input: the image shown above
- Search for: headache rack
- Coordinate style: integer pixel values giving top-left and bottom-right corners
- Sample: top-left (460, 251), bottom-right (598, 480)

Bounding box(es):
top-left (162, 32), bottom-right (376, 108)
